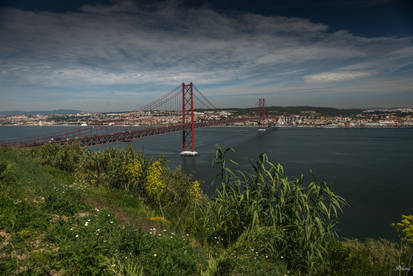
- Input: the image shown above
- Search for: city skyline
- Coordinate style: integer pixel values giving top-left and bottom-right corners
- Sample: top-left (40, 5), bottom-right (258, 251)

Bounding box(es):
top-left (1, 0), bottom-right (413, 112)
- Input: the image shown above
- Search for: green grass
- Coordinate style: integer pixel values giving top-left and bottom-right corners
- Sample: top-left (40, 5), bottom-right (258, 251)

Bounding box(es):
top-left (0, 148), bottom-right (204, 275)
top-left (81, 185), bottom-right (155, 229)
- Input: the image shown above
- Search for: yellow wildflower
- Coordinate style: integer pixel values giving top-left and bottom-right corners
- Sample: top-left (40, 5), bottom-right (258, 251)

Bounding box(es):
top-left (123, 159), bottom-right (143, 181)
top-left (145, 161), bottom-right (165, 198)
top-left (393, 214), bottom-right (413, 244)
top-left (190, 180), bottom-right (201, 200)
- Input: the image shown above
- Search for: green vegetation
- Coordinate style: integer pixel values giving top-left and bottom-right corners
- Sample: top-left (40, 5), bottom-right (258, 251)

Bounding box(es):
top-left (0, 143), bottom-right (412, 275)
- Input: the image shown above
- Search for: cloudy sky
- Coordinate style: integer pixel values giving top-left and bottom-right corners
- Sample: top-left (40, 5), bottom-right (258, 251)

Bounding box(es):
top-left (0, 0), bottom-right (412, 111)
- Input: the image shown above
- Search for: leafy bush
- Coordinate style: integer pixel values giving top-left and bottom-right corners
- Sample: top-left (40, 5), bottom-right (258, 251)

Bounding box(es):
top-left (324, 238), bottom-right (413, 275)
top-left (202, 231), bottom-right (290, 276)
top-left (25, 142), bottom-right (82, 173)
top-left (123, 158), bottom-right (145, 191)
top-left (76, 146), bottom-right (145, 190)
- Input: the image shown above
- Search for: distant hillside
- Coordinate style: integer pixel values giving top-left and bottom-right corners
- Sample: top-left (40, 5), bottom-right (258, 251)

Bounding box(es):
top-left (226, 106), bottom-right (363, 117)
top-left (0, 109), bottom-right (81, 116)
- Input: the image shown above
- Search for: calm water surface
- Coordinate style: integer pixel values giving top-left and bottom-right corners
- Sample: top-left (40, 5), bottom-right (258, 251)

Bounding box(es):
top-left (1, 126), bottom-right (412, 240)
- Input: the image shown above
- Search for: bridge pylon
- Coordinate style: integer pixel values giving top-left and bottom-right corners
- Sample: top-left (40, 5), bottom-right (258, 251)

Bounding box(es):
top-left (181, 82), bottom-right (198, 156)
top-left (258, 98), bottom-right (266, 126)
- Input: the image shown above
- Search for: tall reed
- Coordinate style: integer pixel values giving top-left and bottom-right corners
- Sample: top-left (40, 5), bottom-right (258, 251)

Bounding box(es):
top-left (206, 146), bottom-right (346, 272)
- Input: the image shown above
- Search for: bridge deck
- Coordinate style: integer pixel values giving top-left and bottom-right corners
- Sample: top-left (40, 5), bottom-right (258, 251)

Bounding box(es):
top-left (6, 117), bottom-right (256, 147)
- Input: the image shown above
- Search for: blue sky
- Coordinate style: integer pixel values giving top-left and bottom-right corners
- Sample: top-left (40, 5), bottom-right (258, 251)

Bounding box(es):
top-left (0, 0), bottom-right (412, 111)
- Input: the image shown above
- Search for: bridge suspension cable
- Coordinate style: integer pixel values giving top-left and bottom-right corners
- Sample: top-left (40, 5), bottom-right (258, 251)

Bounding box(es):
top-left (193, 86), bottom-right (217, 110)
top-left (137, 85), bottom-right (181, 112)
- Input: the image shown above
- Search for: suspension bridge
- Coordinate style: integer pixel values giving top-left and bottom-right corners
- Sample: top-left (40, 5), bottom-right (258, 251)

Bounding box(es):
top-left (1, 83), bottom-right (268, 155)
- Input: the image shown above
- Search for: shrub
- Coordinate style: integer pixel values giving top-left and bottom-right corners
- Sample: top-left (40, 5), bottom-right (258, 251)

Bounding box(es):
top-left (123, 158), bottom-right (144, 191)
top-left (324, 238), bottom-right (413, 275)
top-left (76, 146), bottom-right (145, 191)
top-left (202, 228), bottom-right (290, 276)
top-left (393, 215), bottom-right (413, 245)
top-left (27, 142), bottom-right (82, 173)
top-left (160, 168), bottom-right (201, 224)
top-left (145, 161), bottom-right (166, 199)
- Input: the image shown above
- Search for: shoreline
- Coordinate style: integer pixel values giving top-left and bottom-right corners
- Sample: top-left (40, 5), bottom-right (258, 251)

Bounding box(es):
top-left (1, 124), bottom-right (412, 129)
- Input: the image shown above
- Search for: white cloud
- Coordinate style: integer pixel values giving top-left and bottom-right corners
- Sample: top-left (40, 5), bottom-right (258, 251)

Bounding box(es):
top-left (304, 71), bottom-right (375, 82)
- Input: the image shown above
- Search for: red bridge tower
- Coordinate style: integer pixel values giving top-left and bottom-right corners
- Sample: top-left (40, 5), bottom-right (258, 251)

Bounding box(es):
top-left (181, 82), bottom-right (197, 156)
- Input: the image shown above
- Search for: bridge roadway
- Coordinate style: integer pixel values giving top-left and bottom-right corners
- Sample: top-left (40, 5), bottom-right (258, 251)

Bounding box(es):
top-left (14, 117), bottom-right (257, 147)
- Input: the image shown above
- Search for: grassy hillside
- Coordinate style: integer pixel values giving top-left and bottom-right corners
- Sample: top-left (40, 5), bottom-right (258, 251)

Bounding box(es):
top-left (0, 148), bottom-right (204, 275)
top-left (0, 144), bottom-right (412, 275)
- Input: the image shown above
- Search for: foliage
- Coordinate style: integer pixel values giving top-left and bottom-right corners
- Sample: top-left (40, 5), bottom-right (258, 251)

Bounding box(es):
top-left (201, 227), bottom-right (290, 276)
top-left (145, 161), bottom-right (166, 199)
top-left (105, 256), bottom-right (144, 276)
top-left (324, 238), bottom-right (413, 275)
top-left (201, 146), bottom-right (346, 273)
top-left (123, 158), bottom-right (144, 191)
top-left (23, 142), bottom-right (82, 173)
top-left (0, 160), bottom-right (9, 179)
top-left (190, 180), bottom-right (201, 200)
top-left (76, 146), bottom-right (145, 191)
top-left (393, 215), bottom-right (413, 245)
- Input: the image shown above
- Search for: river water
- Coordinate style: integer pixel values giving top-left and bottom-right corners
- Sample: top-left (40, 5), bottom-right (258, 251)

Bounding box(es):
top-left (1, 126), bottom-right (412, 240)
